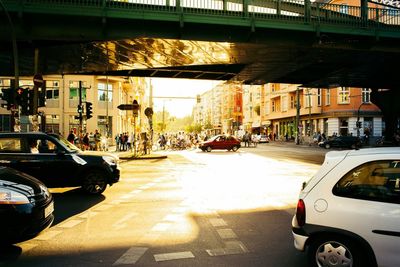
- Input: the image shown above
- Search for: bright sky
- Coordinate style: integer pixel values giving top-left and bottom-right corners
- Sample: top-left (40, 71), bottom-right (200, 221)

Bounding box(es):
top-left (150, 78), bottom-right (223, 118)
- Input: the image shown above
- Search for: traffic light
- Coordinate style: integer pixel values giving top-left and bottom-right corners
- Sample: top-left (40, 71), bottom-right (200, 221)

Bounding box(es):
top-left (76, 104), bottom-right (83, 120)
top-left (1, 88), bottom-right (15, 110)
top-left (85, 102), bottom-right (93, 119)
top-left (196, 94), bottom-right (201, 103)
top-left (38, 86), bottom-right (46, 107)
top-left (27, 90), bottom-right (35, 115)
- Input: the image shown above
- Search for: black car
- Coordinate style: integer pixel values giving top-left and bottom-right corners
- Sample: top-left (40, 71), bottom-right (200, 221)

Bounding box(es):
top-left (0, 132), bottom-right (120, 194)
top-left (318, 135), bottom-right (362, 149)
top-left (0, 166), bottom-right (54, 244)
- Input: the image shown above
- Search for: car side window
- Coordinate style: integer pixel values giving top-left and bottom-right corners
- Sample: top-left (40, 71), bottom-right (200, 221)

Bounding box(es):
top-left (333, 160), bottom-right (400, 204)
top-left (0, 138), bottom-right (23, 153)
top-left (37, 138), bottom-right (58, 154)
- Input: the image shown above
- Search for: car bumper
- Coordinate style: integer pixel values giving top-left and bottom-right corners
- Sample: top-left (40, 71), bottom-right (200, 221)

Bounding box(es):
top-left (292, 230), bottom-right (309, 251)
top-left (0, 200), bottom-right (54, 244)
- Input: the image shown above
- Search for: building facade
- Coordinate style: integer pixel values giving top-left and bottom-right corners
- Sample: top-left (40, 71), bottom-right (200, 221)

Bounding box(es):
top-left (0, 75), bottom-right (151, 144)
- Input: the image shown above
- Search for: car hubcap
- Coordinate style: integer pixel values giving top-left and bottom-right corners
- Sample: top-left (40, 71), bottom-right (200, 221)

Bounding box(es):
top-left (84, 173), bottom-right (106, 194)
top-left (316, 242), bottom-right (353, 267)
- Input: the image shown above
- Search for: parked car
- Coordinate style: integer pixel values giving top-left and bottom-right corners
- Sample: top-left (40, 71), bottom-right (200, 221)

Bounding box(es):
top-left (0, 166), bottom-right (54, 244)
top-left (259, 135), bottom-right (269, 143)
top-left (199, 135), bottom-right (241, 152)
top-left (0, 132), bottom-right (120, 194)
top-left (318, 135), bottom-right (361, 149)
top-left (292, 147), bottom-right (400, 267)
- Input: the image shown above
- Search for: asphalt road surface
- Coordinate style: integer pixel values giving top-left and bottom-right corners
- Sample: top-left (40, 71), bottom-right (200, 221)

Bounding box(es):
top-left (1, 142), bottom-right (326, 267)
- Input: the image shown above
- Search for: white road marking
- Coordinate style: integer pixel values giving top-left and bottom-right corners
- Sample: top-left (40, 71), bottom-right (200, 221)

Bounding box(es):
top-left (163, 214), bottom-right (182, 222)
top-left (206, 241), bottom-right (248, 256)
top-left (34, 230), bottom-right (62, 241)
top-left (112, 213), bottom-right (137, 230)
top-left (113, 247), bottom-right (148, 265)
top-left (209, 218), bottom-right (228, 227)
top-left (58, 219), bottom-right (83, 228)
top-left (216, 228), bottom-right (237, 239)
top-left (20, 243), bottom-right (37, 252)
top-left (78, 211), bottom-right (98, 219)
top-left (154, 251), bottom-right (195, 262)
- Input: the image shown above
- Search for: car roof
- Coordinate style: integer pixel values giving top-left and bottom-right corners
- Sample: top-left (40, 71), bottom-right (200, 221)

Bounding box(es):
top-left (325, 147), bottom-right (400, 161)
top-left (0, 132), bottom-right (50, 137)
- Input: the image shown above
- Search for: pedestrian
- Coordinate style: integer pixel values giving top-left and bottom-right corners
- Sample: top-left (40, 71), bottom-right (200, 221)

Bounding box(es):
top-left (67, 130), bottom-right (75, 144)
top-left (115, 134), bottom-right (120, 152)
top-left (83, 133), bottom-right (90, 150)
top-left (94, 129), bottom-right (101, 151)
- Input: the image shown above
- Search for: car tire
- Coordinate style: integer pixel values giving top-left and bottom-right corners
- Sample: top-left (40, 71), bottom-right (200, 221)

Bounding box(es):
top-left (82, 170), bottom-right (108, 194)
top-left (232, 146), bottom-right (239, 152)
top-left (325, 143), bottom-right (331, 149)
top-left (308, 235), bottom-right (367, 267)
top-left (350, 144), bottom-right (356, 149)
top-left (206, 146), bottom-right (212, 152)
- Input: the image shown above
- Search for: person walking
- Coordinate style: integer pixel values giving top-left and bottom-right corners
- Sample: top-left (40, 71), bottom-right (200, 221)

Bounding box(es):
top-left (67, 130), bottom-right (75, 144)
top-left (94, 130), bottom-right (101, 151)
top-left (83, 132), bottom-right (90, 150)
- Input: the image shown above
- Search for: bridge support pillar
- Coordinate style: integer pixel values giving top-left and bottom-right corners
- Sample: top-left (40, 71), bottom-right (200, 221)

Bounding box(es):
top-left (304, 0), bottom-right (311, 23)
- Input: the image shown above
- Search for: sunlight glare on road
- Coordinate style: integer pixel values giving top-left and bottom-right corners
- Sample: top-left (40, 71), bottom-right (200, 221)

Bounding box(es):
top-left (179, 152), bottom-right (319, 214)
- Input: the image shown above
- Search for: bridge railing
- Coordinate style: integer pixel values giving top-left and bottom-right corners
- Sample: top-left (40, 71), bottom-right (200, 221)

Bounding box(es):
top-left (7, 0), bottom-right (400, 28)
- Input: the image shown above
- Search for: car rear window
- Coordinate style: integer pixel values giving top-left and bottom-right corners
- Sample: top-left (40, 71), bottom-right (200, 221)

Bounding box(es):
top-left (333, 160), bottom-right (400, 204)
top-left (0, 138), bottom-right (23, 153)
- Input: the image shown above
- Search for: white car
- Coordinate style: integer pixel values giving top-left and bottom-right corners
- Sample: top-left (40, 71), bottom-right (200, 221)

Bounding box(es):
top-left (292, 147), bottom-right (400, 267)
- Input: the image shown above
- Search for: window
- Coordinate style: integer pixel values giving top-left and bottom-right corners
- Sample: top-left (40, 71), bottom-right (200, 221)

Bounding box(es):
top-left (362, 88), bottom-right (371, 104)
top-left (272, 100), bottom-right (276, 112)
top-left (69, 81), bottom-right (87, 101)
top-left (338, 87), bottom-right (350, 104)
top-left (290, 95), bottom-right (295, 109)
top-left (46, 80), bottom-right (60, 99)
top-left (0, 138), bottom-right (22, 153)
top-left (98, 83), bottom-right (113, 102)
top-left (333, 160), bottom-right (400, 204)
top-left (282, 95), bottom-right (288, 112)
top-left (326, 89), bottom-right (331, 106)
top-left (339, 4), bottom-right (349, 14)
top-left (317, 89), bottom-right (322, 106)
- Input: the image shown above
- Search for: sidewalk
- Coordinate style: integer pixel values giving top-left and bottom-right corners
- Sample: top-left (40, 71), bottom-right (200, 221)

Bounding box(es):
top-left (108, 146), bottom-right (168, 161)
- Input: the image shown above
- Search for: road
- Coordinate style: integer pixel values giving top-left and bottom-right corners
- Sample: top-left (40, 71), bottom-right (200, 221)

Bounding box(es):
top-left (0, 142), bottom-right (327, 267)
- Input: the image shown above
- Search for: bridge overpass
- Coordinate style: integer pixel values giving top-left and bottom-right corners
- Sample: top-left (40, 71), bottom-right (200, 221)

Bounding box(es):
top-left (1, 0), bottom-right (400, 90)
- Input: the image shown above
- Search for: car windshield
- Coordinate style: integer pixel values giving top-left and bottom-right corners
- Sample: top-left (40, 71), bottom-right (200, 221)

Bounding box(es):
top-left (49, 134), bottom-right (81, 153)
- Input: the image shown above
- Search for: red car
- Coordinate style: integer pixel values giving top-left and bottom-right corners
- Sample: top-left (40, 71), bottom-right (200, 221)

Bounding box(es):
top-left (199, 135), bottom-right (241, 152)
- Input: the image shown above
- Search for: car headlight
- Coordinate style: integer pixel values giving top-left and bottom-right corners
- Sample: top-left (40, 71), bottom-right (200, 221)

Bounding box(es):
top-left (0, 189), bottom-right (30, 204)
top-left (103, 155), bottom-right (117, 166)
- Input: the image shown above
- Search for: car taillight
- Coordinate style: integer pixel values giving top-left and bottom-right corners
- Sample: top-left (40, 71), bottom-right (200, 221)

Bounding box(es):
top-left (296, 199), bottom-right (306, 227)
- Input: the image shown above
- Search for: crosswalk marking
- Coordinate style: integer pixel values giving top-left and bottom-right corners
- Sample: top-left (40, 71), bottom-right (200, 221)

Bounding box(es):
top-left (209, 218), bottom-right (227, 227)
top-left (154, 251), bottom-right (195, 262)
top-left (58, 219), bottom-right (83, 228)
top-left (34, 230), bottom-right (62, 241)
top-left (216, 228), bottom-right (237, 239)
top-left (113, 247), bottom-right (148, 265)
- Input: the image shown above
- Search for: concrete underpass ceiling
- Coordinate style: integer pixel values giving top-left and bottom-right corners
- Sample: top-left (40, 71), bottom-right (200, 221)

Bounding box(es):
top-left (1, 37), bottom-right (400, 89)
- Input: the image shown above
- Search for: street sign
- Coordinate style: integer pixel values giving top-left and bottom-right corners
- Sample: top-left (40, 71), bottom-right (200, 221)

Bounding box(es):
top-left (33, 74), bottom-right (44, 87)
top-left (117, 104), bottom-right (135, 110)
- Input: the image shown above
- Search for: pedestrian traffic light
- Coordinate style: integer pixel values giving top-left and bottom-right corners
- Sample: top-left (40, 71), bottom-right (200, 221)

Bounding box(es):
top-left (85, 102), bottom-right (93, 120)
top-left (27, 90), bottom-right (35, 115)
top-left (196, 95), bottom-right (201, 103)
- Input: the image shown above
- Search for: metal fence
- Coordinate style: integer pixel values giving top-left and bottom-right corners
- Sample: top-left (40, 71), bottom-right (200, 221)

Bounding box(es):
top-left (6, 0), bottom-right (400, 28)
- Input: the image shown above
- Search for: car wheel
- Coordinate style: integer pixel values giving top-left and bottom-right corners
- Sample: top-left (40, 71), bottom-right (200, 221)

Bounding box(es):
top-left (350, 144), bottom-right (356, 149)
top-left (232, 146), bottom-right (239, 152)
top-left (206, 146), bottom-right (212, 152)
top-left (325, 143), bottom-right (331, 149)
top-left (308, 235), bottom-right (366, 267)
top-left (82, 170), bottom-right (108, 194)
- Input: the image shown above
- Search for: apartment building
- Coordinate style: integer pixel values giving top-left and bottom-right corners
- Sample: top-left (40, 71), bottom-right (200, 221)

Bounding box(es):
top-left (260, 84), bottom-right (383, 140)
top-left (0, 75), bottom-right (150, 142)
